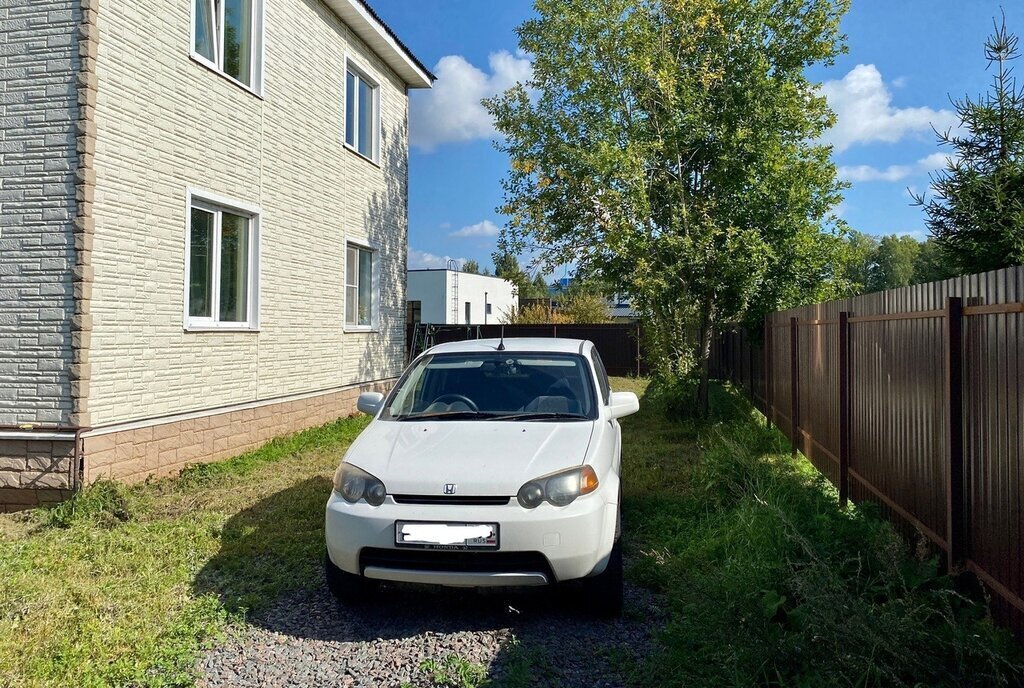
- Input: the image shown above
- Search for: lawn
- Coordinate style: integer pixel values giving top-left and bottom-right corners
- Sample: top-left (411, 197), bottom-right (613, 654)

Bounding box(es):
top-left (1, 379), bottom-right (1022, 687)
top-left (0, 415), bottom-right (371, 688)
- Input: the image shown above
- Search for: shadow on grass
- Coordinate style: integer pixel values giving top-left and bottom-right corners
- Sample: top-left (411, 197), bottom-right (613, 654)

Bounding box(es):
top-left (193, 473), bottom-right (659, 686)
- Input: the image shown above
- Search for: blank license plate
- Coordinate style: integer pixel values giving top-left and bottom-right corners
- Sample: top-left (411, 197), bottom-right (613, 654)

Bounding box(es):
top-left (395, 521), bottom-right (499, 550)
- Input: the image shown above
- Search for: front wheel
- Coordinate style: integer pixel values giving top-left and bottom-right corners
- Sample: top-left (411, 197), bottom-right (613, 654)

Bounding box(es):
top-left (325, 552), bottom-right (376, 604)
top-left (584, 536), bottom-right (623, 618)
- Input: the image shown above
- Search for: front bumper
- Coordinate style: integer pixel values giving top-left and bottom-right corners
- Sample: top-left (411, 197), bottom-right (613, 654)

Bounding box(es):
top-left (324, 489), bottom-right (617, 586)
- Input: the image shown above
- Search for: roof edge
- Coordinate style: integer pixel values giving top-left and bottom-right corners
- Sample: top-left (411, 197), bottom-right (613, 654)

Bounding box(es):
top-left (325, 0), bottom-right (435, 88)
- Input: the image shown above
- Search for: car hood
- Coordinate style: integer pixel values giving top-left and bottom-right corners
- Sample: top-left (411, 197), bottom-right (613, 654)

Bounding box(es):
top-left (343, 420), bottom-right (596, 496)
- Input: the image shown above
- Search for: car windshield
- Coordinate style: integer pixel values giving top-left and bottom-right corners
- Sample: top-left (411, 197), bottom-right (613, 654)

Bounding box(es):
top-left (381, 352), bottom-right (597, 421)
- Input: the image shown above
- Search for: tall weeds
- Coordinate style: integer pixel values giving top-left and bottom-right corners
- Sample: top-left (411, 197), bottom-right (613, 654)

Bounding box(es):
top-left (626, 385), bottom-right (1024, 687)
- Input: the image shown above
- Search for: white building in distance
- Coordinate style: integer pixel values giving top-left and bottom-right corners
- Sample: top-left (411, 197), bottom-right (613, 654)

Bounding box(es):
top-left (407, 269), bottom-right (518, 325)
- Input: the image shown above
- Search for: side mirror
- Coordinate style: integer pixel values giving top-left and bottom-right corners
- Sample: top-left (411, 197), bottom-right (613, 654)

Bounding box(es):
top-left (608, 391), bottom-right (639, 419)
top-left (356, 392), bottom-right (385, 416)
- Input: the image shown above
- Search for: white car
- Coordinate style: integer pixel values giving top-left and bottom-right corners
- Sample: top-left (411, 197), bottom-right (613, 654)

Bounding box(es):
top-left (324, 337), bottom-right (639, 616)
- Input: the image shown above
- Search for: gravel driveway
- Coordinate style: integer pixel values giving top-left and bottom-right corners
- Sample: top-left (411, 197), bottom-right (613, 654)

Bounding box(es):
top-left (198, 572), bottom-right (663, 688)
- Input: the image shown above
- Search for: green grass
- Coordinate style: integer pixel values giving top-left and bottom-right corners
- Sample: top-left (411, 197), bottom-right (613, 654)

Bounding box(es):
top-left (419, 655), bottom-right (489, 688)
top-left (3, 380), bottom-right (1024, 687)
top-left (0, 414), bottom-right (369, 688)
top-left (617, 377), bottom-right (1024, 687)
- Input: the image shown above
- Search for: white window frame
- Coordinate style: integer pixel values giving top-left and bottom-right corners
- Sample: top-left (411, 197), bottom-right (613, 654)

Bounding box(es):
top-left (344, 57), bottom-right (381, 164)
top-left (190, 0), bottom-right (266, 97)
top-left (344, 239), bottom-right (379, 332)
top-left (184, 189), bottom-right (261, 332)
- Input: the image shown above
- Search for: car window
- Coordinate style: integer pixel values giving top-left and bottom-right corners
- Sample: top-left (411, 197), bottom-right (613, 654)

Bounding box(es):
top-left (590, 350), bottom-right (611, 404)
top-left (381, 352), bottom-right (598, 421)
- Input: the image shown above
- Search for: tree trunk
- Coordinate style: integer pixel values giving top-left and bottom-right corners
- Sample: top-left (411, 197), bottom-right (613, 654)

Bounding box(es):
top-left (695, 298), bottom-right (715, 417)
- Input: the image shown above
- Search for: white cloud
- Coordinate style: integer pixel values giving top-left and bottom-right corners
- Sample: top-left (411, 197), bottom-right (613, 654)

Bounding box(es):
top-left (408, 247), bottom-right (466, 269)
top-left (450, 220), bottom-right (500, 238)
top-left (821, 64), bottom-right (959, 152)
top-left (838, 152), bottom-right (957, 185)
top-left (838, 164), bottom-right (912, 182)
top-left (917, 152), bottom-right (953, 170)
top-left (410, 51), bottom-right (533, 152)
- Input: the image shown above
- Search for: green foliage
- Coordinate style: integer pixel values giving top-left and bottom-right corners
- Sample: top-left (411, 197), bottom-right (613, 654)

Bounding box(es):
top-left (913, 17), bottom-right (1024, 273)
top-left (502, 302), bottom-right (563, 324)
top-left (619, 378), bottom-right (1024, 687)
top-left (835, 229), bottom-right (879, 295)
top-left (486, 0), bottom-right (850, 414)
top-left (914, 237), bottom-right (958, 283)
top-left (462, 259), bottom-right (481, 274)
top-left (869, 234), bottom-right (922, 291)
top-left (492, 251), bottom-right (550, 300)
top-left (419, 655), bottom-right (488, 688)
top-left (504, 278), bottom-right (613, 323)
top-left (836, 231), bottom-right (958, 296)
top-left (43, 478), bottom-right (137, 530)
top-left (558, 290), bottom-right (611, 323)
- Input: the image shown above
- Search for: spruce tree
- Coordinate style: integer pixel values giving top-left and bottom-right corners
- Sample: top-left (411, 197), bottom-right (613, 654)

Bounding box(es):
top-left (913, 17), bottom-right (1024, 273)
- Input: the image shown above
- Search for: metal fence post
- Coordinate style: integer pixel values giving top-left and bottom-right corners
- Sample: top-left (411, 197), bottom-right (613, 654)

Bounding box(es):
top-left (838, 311), bottom-right (851, 506)
top-left (790, 316), bottom-right (800, 458)
top-left (944, 296), bottom-right (966, 570)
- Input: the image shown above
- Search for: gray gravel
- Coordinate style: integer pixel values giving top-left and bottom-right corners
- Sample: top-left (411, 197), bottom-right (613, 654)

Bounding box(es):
top-left (197, 574), bottom-right (663, 688)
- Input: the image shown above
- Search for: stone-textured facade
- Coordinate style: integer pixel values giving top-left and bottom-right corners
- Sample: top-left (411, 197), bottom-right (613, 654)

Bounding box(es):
top-left (0, 0), bottom-right (81, 427)
top-left (82, 380), bottom-right (391, 485)
top-left (0, 0), bottom-right (431, 509)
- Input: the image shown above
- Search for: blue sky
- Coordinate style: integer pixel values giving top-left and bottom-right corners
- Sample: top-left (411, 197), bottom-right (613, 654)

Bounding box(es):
top-left (371, 0), bottom-right (1024, 272)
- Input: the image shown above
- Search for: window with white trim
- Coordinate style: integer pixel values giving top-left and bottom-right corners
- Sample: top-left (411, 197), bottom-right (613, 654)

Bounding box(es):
top-left (345, 243), bottom-right (377, 328)
top-left (345, 62), bottom-right (380, 162)
top-left (187, 196), bottom-right (259, 329)
top-left (193, 0), bottom-right (263, 91)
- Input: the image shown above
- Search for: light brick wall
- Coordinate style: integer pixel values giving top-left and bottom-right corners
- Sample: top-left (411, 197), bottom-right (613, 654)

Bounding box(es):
top-left (82, 379), bottom-right (391, 485)
top-left (0, 0), bottom-right (81, 426)
top-left (87, 0), bottom-right (410, 427)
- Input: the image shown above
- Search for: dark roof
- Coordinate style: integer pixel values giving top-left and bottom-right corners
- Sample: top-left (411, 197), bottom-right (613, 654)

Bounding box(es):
top-left (356, 0), bottom-right (436, 82)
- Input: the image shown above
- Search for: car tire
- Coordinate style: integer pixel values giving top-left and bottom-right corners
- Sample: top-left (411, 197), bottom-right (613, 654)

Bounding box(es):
top-left (585, 536), bottom-right (623, 618)
top-left (585, 499), bottom-right (623, 619)
top-left (325, 552), bottom-right (375, 604)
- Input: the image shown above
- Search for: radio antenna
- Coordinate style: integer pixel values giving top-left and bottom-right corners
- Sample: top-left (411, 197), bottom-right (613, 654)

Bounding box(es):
top-left (497, 326), bottom-right (506, 351)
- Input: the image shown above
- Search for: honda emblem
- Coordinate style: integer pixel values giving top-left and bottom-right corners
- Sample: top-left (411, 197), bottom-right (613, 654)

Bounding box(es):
top-left (443, 483), bottom-right (457, 495)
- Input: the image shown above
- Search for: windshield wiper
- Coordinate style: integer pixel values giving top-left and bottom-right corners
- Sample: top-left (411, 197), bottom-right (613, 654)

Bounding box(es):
top-left (396, 411), bottom-right (503, 421)
top-left (492, 412), bottom-right (590, 421)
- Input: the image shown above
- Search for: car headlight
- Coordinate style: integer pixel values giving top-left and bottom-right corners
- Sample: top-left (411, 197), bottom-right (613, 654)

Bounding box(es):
top-left (517, 465), bottom-right (599, 509)
top-left (333, 463), bottom-right (387, 506)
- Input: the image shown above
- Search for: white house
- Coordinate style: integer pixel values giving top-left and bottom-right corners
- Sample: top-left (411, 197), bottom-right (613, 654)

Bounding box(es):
top-left (407, 269), bottom-right (518, 325)
top-left (0, 0), bottom-right (432, 510)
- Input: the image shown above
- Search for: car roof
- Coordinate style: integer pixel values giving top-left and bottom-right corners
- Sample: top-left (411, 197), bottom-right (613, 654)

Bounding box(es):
top-left (424, 337), bottom-right (592, 356)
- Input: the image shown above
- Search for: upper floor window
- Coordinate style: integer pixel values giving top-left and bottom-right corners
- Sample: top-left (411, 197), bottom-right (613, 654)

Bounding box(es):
top-left (186, 192), bottom-right (260, 330)
top-left (345, 243), bottom-right (377, 329)
top-left (345, 61), bottom-right (379, 162)
top-left (193, 0), bottom-right (264, 93)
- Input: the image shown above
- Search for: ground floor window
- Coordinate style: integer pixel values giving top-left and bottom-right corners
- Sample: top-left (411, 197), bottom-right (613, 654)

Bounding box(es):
top-left (407, 300), bottom-right (422, 326)
top-left (186, 193), bottom-right (259, 330)
top-left (346, 243), bottom-right (377, 328)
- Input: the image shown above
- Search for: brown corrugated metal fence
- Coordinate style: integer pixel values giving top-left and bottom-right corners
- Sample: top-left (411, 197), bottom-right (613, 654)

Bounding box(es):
top-left (406, 322), bottom-right (648, 376)
top-left (711, 265), bottom-right (1024, 636)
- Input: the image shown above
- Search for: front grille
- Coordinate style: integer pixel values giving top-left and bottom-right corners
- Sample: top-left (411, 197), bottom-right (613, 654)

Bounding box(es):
top-left (360, 547), bottom-right (554, 578)
top-left (391, 494), bottom-right (511, 506)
